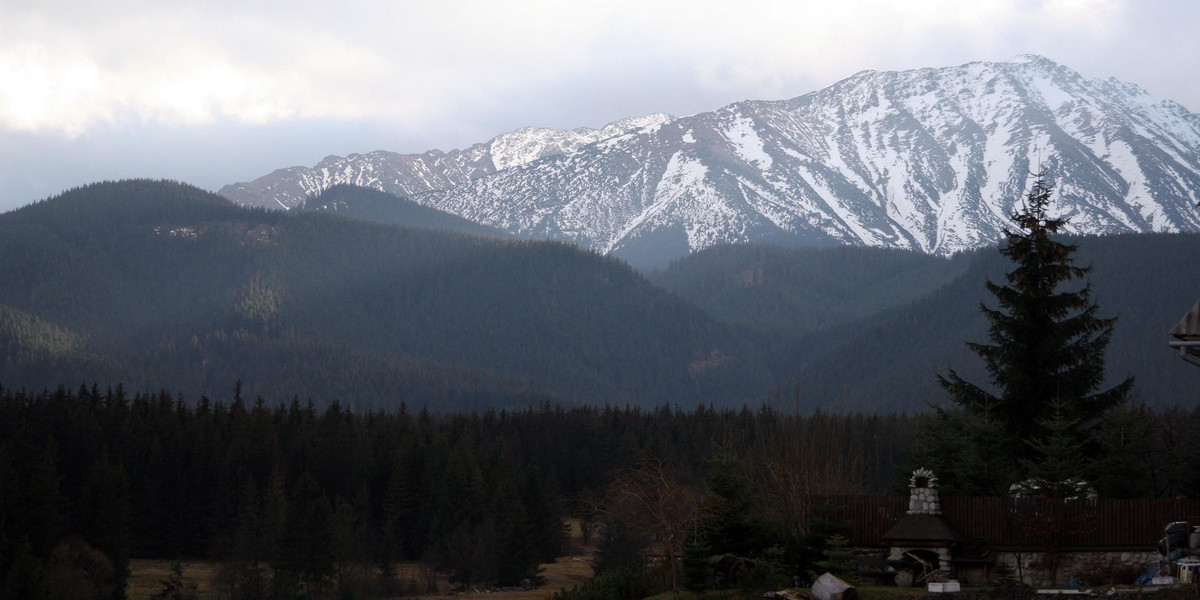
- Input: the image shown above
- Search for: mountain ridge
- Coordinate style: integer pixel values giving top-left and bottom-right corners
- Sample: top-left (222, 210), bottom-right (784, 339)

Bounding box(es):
top-left (298, 183), bottom-right (506, 236)
top-left (220, 56), bottom-right (1200, 269)
top-left (0, 179), bottom-right (767, 410)
top-left (3, 180), bottom-right (1198, 412)
top-left (218, 113), bottom-right (674, 210)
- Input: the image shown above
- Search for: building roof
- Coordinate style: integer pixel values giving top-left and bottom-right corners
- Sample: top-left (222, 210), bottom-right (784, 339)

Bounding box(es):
top-left (881, 514), bottom-right (964, 544)
top-left (1171, 300), bottom-right (1200, 341)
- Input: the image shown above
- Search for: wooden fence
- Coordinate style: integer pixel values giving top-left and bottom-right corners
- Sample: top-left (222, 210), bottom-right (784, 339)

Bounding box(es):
top-left (814, 496), bottom-right (1200, 549)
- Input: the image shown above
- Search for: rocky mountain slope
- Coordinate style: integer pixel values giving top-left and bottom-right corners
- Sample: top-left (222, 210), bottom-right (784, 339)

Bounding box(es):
top-left (298, 184), bottom-right (505, 236)
top-left (219, 114), bottom-right (672, 209)
top-left (222, 56), bottom-right (1200, 268)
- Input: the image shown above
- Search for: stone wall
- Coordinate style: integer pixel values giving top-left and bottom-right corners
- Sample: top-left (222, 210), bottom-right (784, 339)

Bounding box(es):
top-left (907, 486), bottom-right (941, 515)
top-left (990, 549), bottom-right (1159, 587)
top-left (857, 547), bottom-right (1161, 588)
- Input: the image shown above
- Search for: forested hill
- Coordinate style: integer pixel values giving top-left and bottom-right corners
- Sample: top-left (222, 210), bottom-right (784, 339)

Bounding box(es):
top-left (652, 245), bottom-right (971, 334)
top-left (0, 180), bottom-right (768, 410)
top-left (651, 236), bottom-right (1200, 412)
top-left (2, 179), bottom-right (1198, 412)
top-left (298, 184), bottom-right (505, 237)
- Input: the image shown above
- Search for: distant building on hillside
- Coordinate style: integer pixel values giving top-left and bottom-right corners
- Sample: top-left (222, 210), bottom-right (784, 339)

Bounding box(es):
top-left (1170, 300), bottom-right (1200, 367)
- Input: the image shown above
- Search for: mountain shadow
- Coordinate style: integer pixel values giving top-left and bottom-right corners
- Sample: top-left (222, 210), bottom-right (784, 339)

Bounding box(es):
top-left (0, 179), bottom-right (769, 410)
top-left (297, 184), bottom-right (505, 237)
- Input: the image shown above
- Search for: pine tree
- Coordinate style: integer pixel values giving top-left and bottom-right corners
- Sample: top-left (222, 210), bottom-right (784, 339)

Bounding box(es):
top-left (80, 451), bottom-right (132, 600)
top-left (934, 174), bottom-right (1134, 492)
top-left (701, 448), bottom-right (760, 557)
top-left (591, 517), bottom-right (650, 577)
top-left (681, 527), bottom-right (711, 592)
top-left (1089, 401), bottom-right (1154, 498)
top-left (913, 402), bottom-right (1013, 495)
top-left (1021, 399), bottom-right (1088, 495)
top-left (810, 534), bottom-right (857, 584)
top-left (377, 465), bottom-right (409, 579)
top-left (277, 472), bottom-right (335, 597)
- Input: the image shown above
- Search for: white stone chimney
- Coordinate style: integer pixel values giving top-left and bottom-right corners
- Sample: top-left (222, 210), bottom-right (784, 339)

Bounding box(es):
top-left (907, 468), bottom-right (942, 515)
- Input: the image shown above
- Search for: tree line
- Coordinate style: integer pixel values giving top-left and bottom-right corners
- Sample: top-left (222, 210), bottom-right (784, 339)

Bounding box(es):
top-left (6, 378), bottom-right (1200, 599)
top-left (0, 379), bottom-right (924, 599)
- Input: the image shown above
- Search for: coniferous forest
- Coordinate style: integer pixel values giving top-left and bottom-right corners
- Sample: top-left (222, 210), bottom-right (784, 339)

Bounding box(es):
top-left (2, 180), bottom-right (1198, 414)
top-left (8, 383), bottom-right (1200, 599)
top-left (1, 382), bottom-right (920, 598)
top-left (3, 179), bottom-right (1200, 599)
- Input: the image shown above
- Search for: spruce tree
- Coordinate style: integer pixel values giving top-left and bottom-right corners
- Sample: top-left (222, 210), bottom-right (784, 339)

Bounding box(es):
top-left (701, 448), bottom-right (763, 557)
top-left (934, 174), bottom-right (1133, 492)
top-left (277, 472), bottom-right (335, 596)
top-left (81, 451), bottom-right (132, 600)
top-left (1088, 401), bottom-right (1154, 498)
top-left (681, 527), bottom-right (711, 592)
top-left (1021, 399), bottom-right (1088, 494)
top-left (378, 465), bottom-right (409, 578)
top-left (810, 534), bottom-right (857, 584)
top-left (591, 517), bottom-right (650, 576)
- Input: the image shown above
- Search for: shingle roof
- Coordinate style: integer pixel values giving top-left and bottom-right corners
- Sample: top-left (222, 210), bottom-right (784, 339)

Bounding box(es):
top-left (881, 514), bottom-right (964, 544)
top-left (1171, 300), bottom-right (1200, 341)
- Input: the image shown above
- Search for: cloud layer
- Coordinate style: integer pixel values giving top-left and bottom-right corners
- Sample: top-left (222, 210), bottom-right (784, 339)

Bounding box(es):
top-left (1, 0), bottom-right (1196, 209)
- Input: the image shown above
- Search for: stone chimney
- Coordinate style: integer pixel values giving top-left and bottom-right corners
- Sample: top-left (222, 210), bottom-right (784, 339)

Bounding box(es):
top-left (907, 468), bottom-right (941, 515)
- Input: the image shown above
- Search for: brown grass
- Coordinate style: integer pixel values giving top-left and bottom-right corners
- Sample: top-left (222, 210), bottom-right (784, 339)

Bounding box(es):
top-left (127, 559), bottom-right (220, 600)
top-left (127, 519), bottom-right (596, 600)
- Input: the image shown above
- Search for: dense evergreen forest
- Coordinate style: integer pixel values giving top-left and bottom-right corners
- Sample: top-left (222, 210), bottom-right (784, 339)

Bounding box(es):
top-left (6, 383), bottom-right (1200, 599)
top-left (0, 180), bottom-right (767, 410)
top-left (654, 233), bottom-right (1200, 412)
top-left (0, 382), bottom-right (916, 598)
top-left (2, 180), bottom-right (1198, 413)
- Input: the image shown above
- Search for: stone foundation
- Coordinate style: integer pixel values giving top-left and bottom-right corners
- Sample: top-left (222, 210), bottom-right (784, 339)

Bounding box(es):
top-left (858, 547), bottom-right (1161, 588)
top-left (886, 545), bottom-right (953, 579)
top-left (989, 549), bottom-right (1160, 587)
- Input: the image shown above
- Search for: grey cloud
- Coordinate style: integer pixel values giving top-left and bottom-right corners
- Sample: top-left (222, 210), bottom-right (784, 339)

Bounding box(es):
top-left (2, 0), bottom-right (1198, 212)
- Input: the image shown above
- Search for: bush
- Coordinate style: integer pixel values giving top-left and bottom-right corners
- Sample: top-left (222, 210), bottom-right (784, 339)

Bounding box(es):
top-left (1070, 555), bottom-right (1145, 586)
top-left (150, 562), bottom-right (200, 600)
top-left (552, 565), bottom-right (672, 600)
top-left (810, 535), bottom-right (858, 584)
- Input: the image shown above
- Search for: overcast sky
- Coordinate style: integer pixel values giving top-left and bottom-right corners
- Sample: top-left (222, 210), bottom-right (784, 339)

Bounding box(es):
top-left (1, 0), bottom-right (1197, 212)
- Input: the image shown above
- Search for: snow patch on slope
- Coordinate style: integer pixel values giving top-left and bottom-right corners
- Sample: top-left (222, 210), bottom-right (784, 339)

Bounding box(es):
top-left (726, 117), bottom-right (773, 169)
top-left (224, 56), bottom-right (1200, 269)
top-left (1031, 75), bottom-right (1073, 110)
top-left (488, 114), bottom-right (673, 171)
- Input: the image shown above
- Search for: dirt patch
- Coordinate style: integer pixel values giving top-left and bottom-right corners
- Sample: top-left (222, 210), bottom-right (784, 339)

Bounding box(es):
top-left (127, 519), bottom-right (595, 600)
top-left (128, 560), bottom-right (219, 600)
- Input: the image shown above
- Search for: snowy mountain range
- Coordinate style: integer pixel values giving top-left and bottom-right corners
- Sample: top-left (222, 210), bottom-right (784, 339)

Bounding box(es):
top-left (219, 114), bottom-right (673, 210)
top-left (220, 55), bottom-right (1200, 268)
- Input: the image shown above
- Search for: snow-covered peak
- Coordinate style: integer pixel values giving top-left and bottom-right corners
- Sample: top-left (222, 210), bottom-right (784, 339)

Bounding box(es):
top-left (599, 113), bottom-right (675, 136)
top-left (1006, 53), bottom-right (1048, 64)
top-left (222, 57), bottom-right (1200, 269)
top-left (488, 114), bottom-right (675, 171)
top-left (421, 56), bottom-right (1200, 267)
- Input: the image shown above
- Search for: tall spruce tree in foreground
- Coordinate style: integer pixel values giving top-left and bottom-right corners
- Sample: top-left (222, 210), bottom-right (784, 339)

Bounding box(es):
top-left (928, 174), bottom-right (1133, 495)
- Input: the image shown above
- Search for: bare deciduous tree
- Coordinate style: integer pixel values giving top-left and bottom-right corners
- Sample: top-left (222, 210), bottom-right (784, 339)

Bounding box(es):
top-left (594, 455), bottom-right (700, 589)
top-left (748, 413), bottom-right (866, 540)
